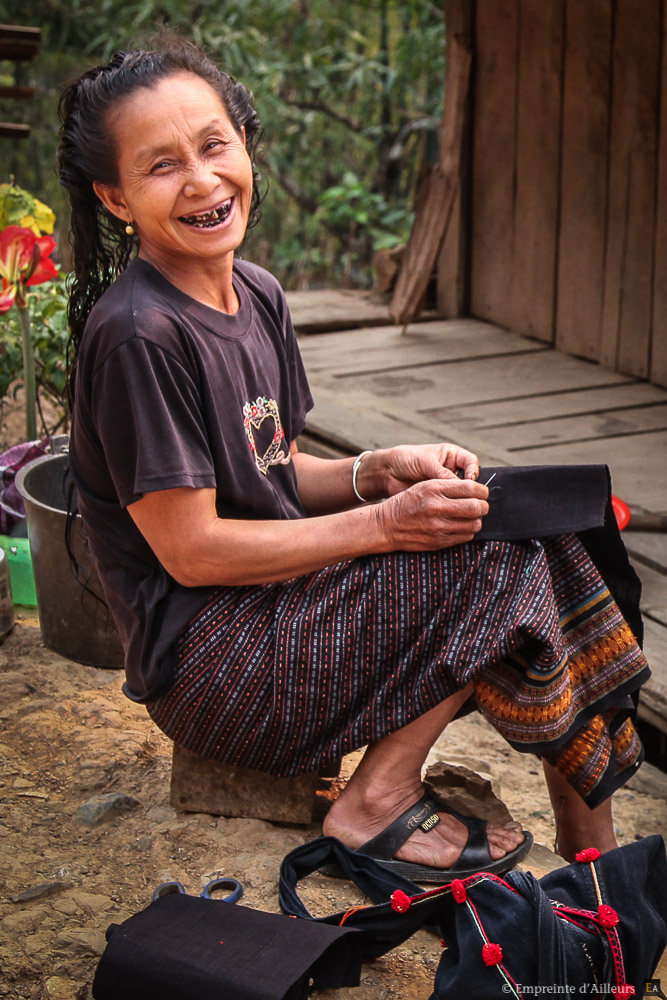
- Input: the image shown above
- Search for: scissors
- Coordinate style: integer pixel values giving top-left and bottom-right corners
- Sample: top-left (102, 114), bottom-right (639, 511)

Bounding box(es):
top-left (152, 876), bottom-right (243, 904)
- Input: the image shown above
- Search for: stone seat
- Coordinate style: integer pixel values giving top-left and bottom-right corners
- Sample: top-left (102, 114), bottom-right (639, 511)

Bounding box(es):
top-left (169, 743), bottom-right (322, 823)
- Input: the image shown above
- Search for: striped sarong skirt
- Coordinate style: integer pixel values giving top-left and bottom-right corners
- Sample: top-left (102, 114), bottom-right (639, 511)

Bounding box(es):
top-left (147, 533), bottom-right (650, 807)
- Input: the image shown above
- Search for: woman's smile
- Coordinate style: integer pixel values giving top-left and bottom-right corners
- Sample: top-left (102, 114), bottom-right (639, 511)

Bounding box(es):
top-left (178, 195), bottom-right (235, 230)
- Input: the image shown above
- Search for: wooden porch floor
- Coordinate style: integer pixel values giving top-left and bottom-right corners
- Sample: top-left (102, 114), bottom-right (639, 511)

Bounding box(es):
top-left (286, 289), bottom-right (667, 739)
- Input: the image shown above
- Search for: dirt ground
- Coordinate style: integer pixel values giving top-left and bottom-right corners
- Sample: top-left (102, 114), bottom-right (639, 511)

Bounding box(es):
top-left (1, 397), bottom-right (666, 999)
top-left (1, 613), bottom-right (666, 1000)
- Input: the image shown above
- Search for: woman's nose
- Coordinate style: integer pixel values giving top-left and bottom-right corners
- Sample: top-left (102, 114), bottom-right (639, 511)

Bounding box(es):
top-left (183, 158), bottom-right (219, 196)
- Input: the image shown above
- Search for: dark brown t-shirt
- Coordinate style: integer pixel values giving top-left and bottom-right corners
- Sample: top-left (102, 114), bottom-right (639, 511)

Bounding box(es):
top-left (70, 257), bottom-right (313, 701)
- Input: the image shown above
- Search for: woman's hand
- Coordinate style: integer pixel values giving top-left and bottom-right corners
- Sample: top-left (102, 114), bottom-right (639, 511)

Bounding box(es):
top-left (374, 476), bottom-right (489, 551)
top-left (357, 443), bottom-right (480, 501)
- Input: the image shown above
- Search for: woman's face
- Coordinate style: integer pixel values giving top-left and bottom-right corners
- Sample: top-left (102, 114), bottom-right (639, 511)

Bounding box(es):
top-left (97, 72), bottom-right (253, 269)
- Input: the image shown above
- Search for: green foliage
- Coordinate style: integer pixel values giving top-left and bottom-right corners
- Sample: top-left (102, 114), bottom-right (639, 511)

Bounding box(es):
top-left (0, 276), bottom-right (70, 436)
top-left (1, 0), bottom-right (445, 287)
top-left (318, 171), bottom-right (412, 244)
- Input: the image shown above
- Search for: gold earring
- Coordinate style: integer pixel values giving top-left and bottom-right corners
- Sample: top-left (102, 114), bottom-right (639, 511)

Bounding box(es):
top-left (125, 220), bottom-right (135, 236)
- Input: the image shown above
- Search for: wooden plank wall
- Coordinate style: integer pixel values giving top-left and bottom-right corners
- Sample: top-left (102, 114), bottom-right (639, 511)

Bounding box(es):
top-left (465, 0), bottom-right (667, 388)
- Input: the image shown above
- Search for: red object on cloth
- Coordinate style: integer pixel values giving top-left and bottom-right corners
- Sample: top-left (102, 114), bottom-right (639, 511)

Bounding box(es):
top-left (576, 848), bottom-right (601, 863)
top-left (481, 942), bottom-right (503, 966)
top-left (390, 890), bottom-right (411, 913)
top-left (451, 880), bottom-right (467, 903)
top-left (598, 904), bottom-right (620, 928)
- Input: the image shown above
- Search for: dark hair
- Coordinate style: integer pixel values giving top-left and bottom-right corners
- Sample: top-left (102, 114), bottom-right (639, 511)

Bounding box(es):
top-left (58, 38), bottom-right (263, 401)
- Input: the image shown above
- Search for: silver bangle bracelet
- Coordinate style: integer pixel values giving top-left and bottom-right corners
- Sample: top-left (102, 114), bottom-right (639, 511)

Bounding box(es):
top-left (352, 450), bottom-right (373, 503)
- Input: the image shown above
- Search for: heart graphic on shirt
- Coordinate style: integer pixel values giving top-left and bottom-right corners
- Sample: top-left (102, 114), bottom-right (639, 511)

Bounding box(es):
top-left (242, 396), bottom-right (291, 476)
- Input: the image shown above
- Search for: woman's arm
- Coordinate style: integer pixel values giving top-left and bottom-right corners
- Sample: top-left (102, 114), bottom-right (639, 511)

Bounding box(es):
top-left (128, 471), bottom-right (489, 587)
top-left (291, 440), bottom-right (481, 515)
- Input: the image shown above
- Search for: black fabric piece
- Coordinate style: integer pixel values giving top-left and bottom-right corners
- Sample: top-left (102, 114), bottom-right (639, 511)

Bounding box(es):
top-left (279, 836), bottom-right (437, 960)
top-left (476, 464), bottom-right (609, 540)
top-left (92, 892), bottom-right (362, 1000)
top-left (478, 464), bottom-right (643, 645)
top-left (279, 834), bottom-right (667, 999)
top-left (578, 493), bottom-right (644, 645)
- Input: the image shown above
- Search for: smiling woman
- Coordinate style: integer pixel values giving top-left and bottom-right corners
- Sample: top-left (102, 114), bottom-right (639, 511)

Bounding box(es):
top-left (56, 37), bottom-right (651, 883)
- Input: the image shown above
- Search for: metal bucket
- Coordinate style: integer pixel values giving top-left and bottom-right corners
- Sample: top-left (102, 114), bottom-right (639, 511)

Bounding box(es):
top-left (16, 453), bottom-right (124, 668)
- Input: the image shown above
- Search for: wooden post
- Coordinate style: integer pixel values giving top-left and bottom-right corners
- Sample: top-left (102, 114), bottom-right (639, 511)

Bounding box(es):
top-left (389, 0), bottom-right (473, 326)
top-left (436, 0), bottom-right (475, 318)
top-left (555, 0), bottom-right (613, 361)
top-left (509, 0), bottom-right (565, 344)
top-left (651, 2), bottom-right (667, 388)
top-left (469, 0), bottom-right (519, 329)
top-left (600, 0), bottom-right (660, 379)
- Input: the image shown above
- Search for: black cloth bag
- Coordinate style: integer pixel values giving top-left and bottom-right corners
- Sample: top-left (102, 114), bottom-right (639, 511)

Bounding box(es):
top-left (92, 891), bottom-right (363, 1000)
top-left (279, 834), bottom-right (667, 999)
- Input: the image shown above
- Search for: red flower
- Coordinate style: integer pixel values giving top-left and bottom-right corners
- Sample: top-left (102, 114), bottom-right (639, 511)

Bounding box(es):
top-left (390, 890), bottom-right (411, 913)
top-left (0, 283), bottom-right (16, 311)
top-left (0, 226), bottom-right (58, 312)
top-left (451, 879), bottom-right (467, 903)
top-left (481, 942), bottom-right (503, 966)
top-left (597, 904), bottom-right (619, 928)
top-left (575, 847), bottom-right (601, 863)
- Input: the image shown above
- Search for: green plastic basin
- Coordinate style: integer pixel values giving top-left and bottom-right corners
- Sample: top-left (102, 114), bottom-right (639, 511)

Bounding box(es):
top-left (0, 534), bottom-right (37, 606)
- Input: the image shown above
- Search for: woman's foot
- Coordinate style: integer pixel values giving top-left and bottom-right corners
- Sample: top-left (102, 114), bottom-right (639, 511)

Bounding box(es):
top-left (323, 685), bottom-right (527, 874)
top-left (323, 777), bottom-right (526, 872)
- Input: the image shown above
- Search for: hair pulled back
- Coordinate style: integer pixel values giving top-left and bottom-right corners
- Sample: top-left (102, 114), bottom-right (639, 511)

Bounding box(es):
top-left (58, 37), bottom-right (262, 400)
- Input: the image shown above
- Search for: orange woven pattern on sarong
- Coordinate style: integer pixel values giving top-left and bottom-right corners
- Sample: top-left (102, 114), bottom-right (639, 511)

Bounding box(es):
top-left (546, 714), bottom-right (610, 789)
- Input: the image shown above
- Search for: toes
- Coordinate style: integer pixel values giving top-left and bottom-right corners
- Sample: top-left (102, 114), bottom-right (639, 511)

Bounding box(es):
top-left (488, 840), bottom-right (508, 860)
top-left (486, 823), bottom-right (525, 857)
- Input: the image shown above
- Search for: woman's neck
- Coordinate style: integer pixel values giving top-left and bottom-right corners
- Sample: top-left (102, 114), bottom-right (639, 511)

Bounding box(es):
top-left (138, 247), bottom-right (240, 314)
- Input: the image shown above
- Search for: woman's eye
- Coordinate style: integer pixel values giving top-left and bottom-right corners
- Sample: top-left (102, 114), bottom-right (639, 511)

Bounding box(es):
top-left (151, 160), bottom-right (172, 173)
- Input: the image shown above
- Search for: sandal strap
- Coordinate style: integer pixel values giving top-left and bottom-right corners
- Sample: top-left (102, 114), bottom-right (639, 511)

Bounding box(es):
top-left (357, 790), bottom-right (493, 872)
top-left (358, 793), bottom-right (441, 860)
top-left (432, 793), bottom-right (493, 873)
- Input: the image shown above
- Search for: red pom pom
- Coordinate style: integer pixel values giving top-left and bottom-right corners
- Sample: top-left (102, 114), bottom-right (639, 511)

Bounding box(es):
top-left (597, 903), bottom-right (620, 928)
top-left (451, 879), bottom-right (467, 903)
top-left (575, 847), bottom-right (601, 863)
top-left (390, 889), bottom-right (412, 913)
top-left (612, 987), bottom-right (635, 998)
top-left (482, 942), bottom-right (503, 966)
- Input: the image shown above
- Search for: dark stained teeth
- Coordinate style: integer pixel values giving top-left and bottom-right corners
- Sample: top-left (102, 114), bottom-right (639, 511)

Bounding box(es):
top-left (181, 201), bottom-right (232, 226)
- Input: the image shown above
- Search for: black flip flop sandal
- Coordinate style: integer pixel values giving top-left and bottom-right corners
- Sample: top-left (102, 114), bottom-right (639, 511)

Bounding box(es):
top-left (325, 790), bottom-right (533, 885)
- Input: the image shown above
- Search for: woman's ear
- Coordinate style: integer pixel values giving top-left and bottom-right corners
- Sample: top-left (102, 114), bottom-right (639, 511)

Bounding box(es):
top-left (93, 181), bottom-right (129, 224)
